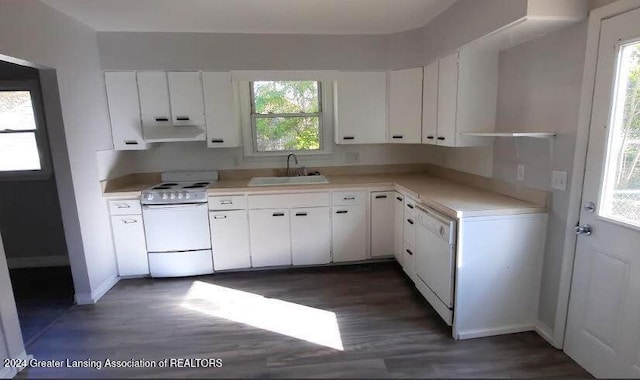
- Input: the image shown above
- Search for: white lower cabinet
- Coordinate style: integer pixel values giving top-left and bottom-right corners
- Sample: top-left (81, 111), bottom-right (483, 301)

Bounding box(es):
top-left (249, 209), bottom-right (292, 267)
top-left (291, 207), bottom-right (331, 265)
top-left (393, 192), bottom-right (404, 264)
top-left (332, 205), bottom-right (367, 262)
top-left (110, 214), bottom-right (149, 277)
top-left (403, 242), bottom-right (416, 282)
top-left (402, 195), bottom-right (417, 281)
top-left (370, 191), bottom-right (394, 257)
top-left (209, 210), bottom-right (251, 270)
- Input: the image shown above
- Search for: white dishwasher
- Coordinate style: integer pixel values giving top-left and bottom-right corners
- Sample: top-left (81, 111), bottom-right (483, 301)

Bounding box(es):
top-left (415, 204), bottom-right (457, 325)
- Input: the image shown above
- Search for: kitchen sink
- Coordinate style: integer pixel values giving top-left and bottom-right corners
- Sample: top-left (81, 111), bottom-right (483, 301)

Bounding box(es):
top-left (248, 175), bottom-right (330, 187)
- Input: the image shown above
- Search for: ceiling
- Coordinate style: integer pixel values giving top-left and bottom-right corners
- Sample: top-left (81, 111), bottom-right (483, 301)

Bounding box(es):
top-left (41, 0), bottom-right (457, 35)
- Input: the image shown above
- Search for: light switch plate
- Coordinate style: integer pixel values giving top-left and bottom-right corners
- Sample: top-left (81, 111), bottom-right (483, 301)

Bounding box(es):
top-left (551, 170), bottom-right (568, 191)
top-left (517, 164), bottom-right (525, 181)
top-left (345, 151), bottom-right (360, 164)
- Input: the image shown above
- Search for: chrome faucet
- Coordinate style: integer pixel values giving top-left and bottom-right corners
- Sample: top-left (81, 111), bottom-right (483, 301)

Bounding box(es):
top-left (286, 152), bottom-right (298, 177)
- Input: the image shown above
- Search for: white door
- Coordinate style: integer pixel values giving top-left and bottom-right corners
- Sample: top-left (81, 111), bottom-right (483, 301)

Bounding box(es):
top-left (202, 72), bottom-right (241, 148)
top-left (422, 60), bottom-right (439, 145)
top-left (248, 209), bottom-right (292, 267)
top-left (334, 71), bottom-right (387, 144)
top-left (331, 205), bottom-right (367, 262)
top-left (291, 207), bottom-right (331, 265)
top-left (565, 8), bottom-right (640, 378)
top-left (167, 72), bottom-right (205, 126)
top-left (388, 67), bottom-right (423, 143)
top-left (137, 72), bottom-right (172, 128)
top-left (104, 72), bottom-right (146, 150)
top-left (370, 192), bottom-right (394, 257)
top-left (110, 215), bottom-right (149, 276)
top-left (393, 192), bottom-right (404, 264)
top-left (209, 210), bottom-right (251, 270)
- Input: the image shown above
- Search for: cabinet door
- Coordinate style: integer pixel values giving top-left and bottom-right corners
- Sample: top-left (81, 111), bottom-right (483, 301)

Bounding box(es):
top-left (249, 209), bottom-right (291, 267)
top-left (209, 210), bottom-right (250, 270)
top-left (394, 192), bottom-right (404, 264)
top-left (104, 72), bottom-right (146, 150)
top-left (404, 198), bottom-right (416, 246)
top-left (167, 72), bottom-right (205, 126)
top-left (370, 192), bottom-right (394, 257)
top-left (335, 72), bottom-right (387, 144)
top-left (332, 205), bottom-right (367, 262)
top-left (137, 72), bottom-right (172, 128)
top-left (202, 72), bottom-right (241, 148)
top-left (388, 67), bottom-right (423, 144)
top-left (291, 207), bottom-right (331, 265)
top-left (421, 61), bottom-right (439, 145)
top-left (111, 215), bottom-right (149, 276)
top-left (403, 242), bottom-right (416, 282)
top-left (436, 52), bottom-right (458, 147)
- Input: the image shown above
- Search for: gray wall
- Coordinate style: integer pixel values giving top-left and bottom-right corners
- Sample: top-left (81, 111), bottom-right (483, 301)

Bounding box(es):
top-left (0, 0), bottom-right (117, 303)
top-left (0, 61), bottom-right (68, 267)
top-left (493, 22), bottom-right (588, 330)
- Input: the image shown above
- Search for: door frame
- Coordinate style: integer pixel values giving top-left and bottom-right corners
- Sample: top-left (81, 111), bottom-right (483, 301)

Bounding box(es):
top-left (555, 0), bottom-right (640, 348)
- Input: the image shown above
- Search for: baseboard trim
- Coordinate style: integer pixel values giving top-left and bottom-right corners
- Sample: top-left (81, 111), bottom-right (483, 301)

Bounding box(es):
top-left (535, 320), bottom-right (559, 348)
top-left (75, 274), bottom-right (119, 305)
top-left (454, 324), bottom-right (535, 340)
top-left (7, 255), bottom-right (69, 269)
top-left (0, 351), bottom-right (33, 379)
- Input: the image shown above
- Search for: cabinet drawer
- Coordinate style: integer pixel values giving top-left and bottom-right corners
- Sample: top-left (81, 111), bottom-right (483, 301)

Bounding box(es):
top-left (332, 190), bottom-right (367, 206)
top-left (109, 199), bottom-right (142, 215)
top-left (404, 213), bottom-right (416, 245)
top-left (208, 195), bottom-right (247, 210)
top-left (248, 192), bottom-right (330, 209)
top-left (404, 196), bottom-right (417, 216)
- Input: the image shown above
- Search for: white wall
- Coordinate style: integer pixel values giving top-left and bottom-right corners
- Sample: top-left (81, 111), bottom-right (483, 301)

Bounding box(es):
top-left (0, 0), bottom-right (117, 303)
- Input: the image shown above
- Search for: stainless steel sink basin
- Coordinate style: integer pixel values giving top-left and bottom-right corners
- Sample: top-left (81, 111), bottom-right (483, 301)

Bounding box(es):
top-left (248, 175), bottom-right (329, 187)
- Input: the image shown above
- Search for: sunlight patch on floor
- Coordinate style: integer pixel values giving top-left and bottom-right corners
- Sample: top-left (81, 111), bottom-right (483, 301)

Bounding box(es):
top-left (182, 281), bottom-right (344, 350)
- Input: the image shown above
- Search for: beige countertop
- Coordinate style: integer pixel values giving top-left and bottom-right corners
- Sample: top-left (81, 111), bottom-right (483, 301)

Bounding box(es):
top-left (102, 172), bottom-right (545, 219)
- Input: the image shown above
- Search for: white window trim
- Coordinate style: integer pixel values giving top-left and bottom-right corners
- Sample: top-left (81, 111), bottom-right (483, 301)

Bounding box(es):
top-left (0, 79), bottom-right (52, 181)
top-left (239, 80), bottom-right (334, 158)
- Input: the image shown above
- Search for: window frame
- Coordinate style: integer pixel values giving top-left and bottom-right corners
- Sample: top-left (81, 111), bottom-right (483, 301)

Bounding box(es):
top-left (0, 79), bottom-right (52, 181)
top-left (240, 80), bottom-right (334, 158)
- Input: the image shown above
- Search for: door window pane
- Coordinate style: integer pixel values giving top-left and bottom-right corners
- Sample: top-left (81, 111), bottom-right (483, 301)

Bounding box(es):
top-left (601, 41), bottom-right (640, 226)
top-left (0, 132), bottom-right (41, 171)
top-left (0, 91), bottom-right (37, 131)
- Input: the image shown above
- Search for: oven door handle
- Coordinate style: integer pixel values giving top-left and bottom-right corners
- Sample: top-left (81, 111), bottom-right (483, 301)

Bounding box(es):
top-left (142, 203), bottom-right (207, 211)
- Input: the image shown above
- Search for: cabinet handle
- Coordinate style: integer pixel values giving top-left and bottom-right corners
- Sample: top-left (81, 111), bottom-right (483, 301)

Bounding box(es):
top-left (220, 200), bottom-right (233, 205)
top-left (392, 135), bottom-right (403, 139)
top-left (343, 196), bottom-right (356, 200)
top-left (154, 117), bottom-right (169, 122)
top-left (407, 219), bottom-right (414, 225)
top-left (176, 116), bottom-right (190, 121)
top-left (437, 137), bottom-right (446, 141)
top-left (396, 196), bottom-right (403, 202)
top-left (407, 204), bottom-right (414, 209)
top-left (124, 140), bottom-right (139, 145)
top-left (121, 218), bottom-right (137, 224)
top-left (213, 215), bottom-right (227, 219)
top-left (295, 212), bottom-right (308, 216)
top-left (336, 210), bottom-right (348, 214)
top-left (426, 136), bottom-right (435, 140)
top-left (272, 212), bottom-right (285, 217)
top-left (210, 139), bottom-right (224, 143)
top-left (406, 249), bottom-right (413, 256)
top-left (343, 136), bottom-right (355, 140)
top-left (116, 204), bottom-right (131, 209)
top-left (375, 195), bottom-right (388, 199)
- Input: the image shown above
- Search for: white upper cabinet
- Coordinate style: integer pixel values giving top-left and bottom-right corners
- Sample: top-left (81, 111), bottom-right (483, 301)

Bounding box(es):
top-left (421, 61), bottom-right (439, 145)
top-left (334, 72), bottom-right (387, 144)
top-left (137, 72), bottom-right (172, 128)
top-left (435, 49), bottom-right (499, 147)
top-left (167, 72), bottom-right (205, 127)
top-left (388, 67), bottom-right (423, 144)
top-left (104, 72), bottom-right (147, 150)
top-left (202, 72), bottom-right (241, 148)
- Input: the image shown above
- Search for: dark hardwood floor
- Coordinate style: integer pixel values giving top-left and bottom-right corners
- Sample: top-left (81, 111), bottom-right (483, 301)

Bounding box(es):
top-left (17, 263), bottom-right (590, 378)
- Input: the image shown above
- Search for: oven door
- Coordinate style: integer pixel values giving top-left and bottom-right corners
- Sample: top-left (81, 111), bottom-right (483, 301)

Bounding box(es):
top-left (142, 203), bottom-right (211, 252)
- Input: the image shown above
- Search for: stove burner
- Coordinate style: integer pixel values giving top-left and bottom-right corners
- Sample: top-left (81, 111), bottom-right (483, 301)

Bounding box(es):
top-left (194, 182), bottom-right (210, 186)
top-left (182, 184), bottom-right (206, 189)
top-left (160, 183), bottom-right (178, 186)
top-left (152, 186), bottom-right (172, 190)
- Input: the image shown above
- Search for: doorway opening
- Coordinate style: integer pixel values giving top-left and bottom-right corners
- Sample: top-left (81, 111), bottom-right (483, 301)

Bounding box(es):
top-left (0, 60), bottom-right (74, 346)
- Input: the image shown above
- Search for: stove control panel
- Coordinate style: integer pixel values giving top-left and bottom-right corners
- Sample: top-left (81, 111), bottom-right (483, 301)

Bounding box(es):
top-left (140, 190), bottom-right (206, 205)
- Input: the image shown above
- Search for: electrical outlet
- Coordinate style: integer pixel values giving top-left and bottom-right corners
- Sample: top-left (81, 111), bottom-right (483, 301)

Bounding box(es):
top-left (345, 151), bottom-right (360, 164)
top-left (551, 170), bottom-right (568, 191)
top-left (517, 164), bottom-right (525, 181)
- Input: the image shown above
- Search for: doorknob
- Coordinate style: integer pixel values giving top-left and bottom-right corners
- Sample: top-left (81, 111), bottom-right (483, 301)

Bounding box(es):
top-left (574, 224), bottom-right (592, 236)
